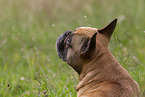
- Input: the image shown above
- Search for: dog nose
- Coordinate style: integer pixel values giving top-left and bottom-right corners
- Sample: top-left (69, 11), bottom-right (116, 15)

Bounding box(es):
top-left (56, 31), bottom-right (72, 61)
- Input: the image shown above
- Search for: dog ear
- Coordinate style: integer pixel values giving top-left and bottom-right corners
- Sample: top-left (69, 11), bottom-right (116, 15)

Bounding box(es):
top-left (98, 18), bottom-right (117, 42)
top-left (80, 32), bottom-right (97, 59)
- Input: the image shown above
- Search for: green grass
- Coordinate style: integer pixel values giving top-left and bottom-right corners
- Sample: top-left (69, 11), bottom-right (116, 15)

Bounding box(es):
top-left (0, 0), bottom-right (145, 96)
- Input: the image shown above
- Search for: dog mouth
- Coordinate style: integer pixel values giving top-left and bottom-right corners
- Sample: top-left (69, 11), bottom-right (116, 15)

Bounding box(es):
top-left (56, 31), bottom-right (72, 61)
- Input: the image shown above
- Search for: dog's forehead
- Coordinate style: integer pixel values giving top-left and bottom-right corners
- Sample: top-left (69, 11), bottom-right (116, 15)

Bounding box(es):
top-left (74, 27), bottom-right (98, 37)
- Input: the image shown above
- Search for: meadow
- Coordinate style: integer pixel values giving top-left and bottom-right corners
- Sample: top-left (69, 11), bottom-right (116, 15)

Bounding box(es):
top-left (0, 0), bottom-right (145, 96)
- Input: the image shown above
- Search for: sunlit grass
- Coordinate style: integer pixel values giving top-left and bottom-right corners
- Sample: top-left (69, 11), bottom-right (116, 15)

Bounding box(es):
top-left (0, 0), bottom-right (145, 96)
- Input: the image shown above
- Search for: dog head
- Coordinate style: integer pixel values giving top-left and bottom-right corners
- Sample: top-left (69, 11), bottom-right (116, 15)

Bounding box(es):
top-left (56, 19), bottom-right (117, 74)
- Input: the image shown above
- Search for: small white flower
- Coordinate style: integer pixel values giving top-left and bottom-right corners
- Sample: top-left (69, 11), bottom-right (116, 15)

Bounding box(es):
top-left (20, 77), bottom-right (25, 80)
top-left (118, 15), bottom-right (126, 23)
top-left (51, 24), bottom-right (55, 27)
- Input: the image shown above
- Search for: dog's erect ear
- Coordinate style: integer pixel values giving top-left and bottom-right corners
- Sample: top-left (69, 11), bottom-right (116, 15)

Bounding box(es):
top-left (98, 18), bottom-right (117, 42)
top-left (80, 32), bottom-right (97, 59)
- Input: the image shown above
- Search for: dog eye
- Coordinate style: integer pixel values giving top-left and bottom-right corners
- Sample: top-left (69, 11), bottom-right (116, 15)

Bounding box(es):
top-left (67, 38), bottom-right (70, 45)
top-left (66, 38), bottom-right (72, 48)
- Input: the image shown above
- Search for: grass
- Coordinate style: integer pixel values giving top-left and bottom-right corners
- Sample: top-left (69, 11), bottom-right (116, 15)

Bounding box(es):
top-left (0, 0), bottom-right (145, 96)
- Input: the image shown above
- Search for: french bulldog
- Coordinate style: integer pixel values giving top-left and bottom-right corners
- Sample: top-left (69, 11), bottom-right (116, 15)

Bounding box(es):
top-left (56, 19), bottom-right (140, 97)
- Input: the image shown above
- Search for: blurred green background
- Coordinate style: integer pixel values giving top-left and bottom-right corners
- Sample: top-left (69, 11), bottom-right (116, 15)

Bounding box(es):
top-left (0, 0), bottom-right (145, 96)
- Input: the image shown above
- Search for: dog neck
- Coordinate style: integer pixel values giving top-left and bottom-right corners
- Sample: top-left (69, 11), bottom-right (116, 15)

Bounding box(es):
top-left (76, 49), bottom-right (122, 96)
